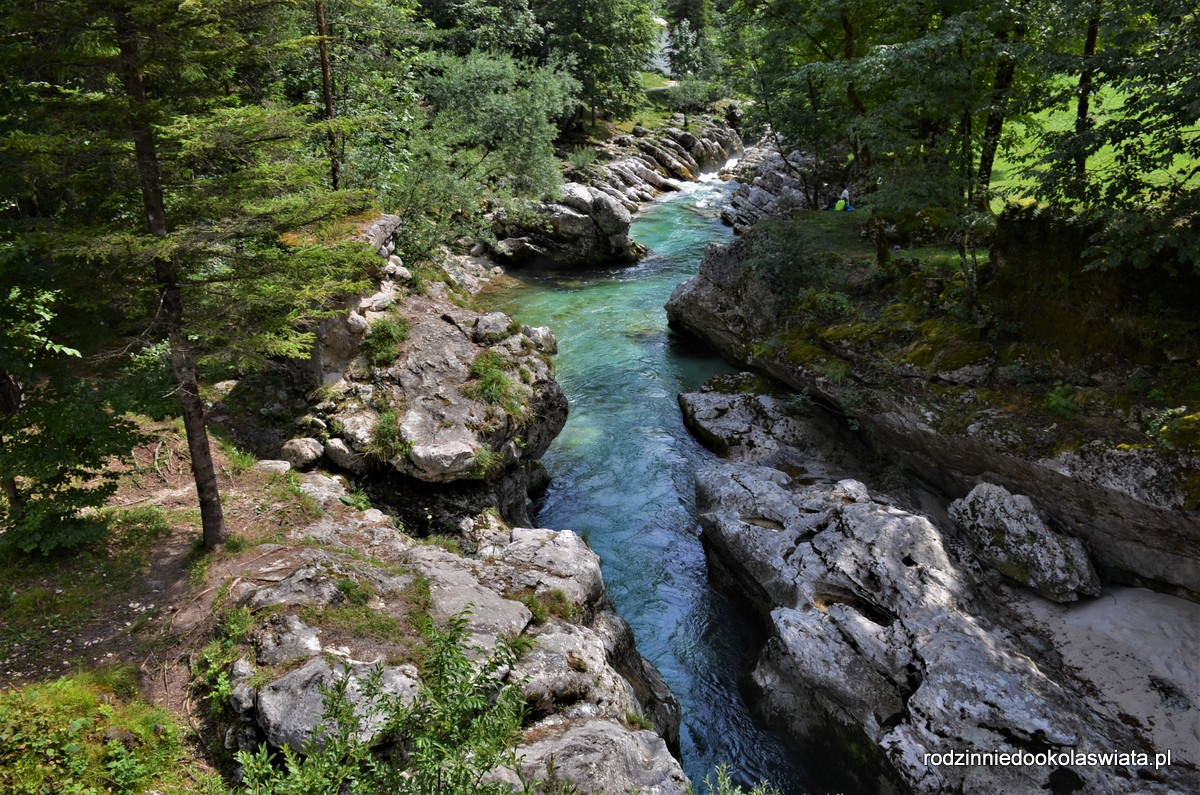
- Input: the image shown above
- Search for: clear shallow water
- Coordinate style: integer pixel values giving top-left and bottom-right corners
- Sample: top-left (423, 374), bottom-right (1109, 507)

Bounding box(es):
top-left (481, 180), bottom-right (822, 793)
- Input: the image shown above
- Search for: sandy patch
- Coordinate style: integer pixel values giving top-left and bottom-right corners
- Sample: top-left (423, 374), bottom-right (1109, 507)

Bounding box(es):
top-left (1015, 586), bottom-right (1200, 764)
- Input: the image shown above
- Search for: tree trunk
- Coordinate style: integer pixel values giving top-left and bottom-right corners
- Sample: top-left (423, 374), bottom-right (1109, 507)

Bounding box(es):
top-left (977, 21), bottom-right (1022, 207)
top-left (113, 7), bottom-right (227, 550)
top-left (1074, 0), bottom-right (1101, 186)
top-left (315, 1), bottom-right (339, 190)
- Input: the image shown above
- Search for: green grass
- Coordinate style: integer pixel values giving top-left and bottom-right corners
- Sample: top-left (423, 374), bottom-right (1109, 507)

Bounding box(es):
top-left (989, 84), bottom-right (1199, 210)
top-left (639, 70), bottom-right (671, 90)
top-left (366, 410), bottom-right (412, 462)
top-left (363, 315), bottom-right (410, 366)
top-left (0, 670), bottom-right (225, 794)
top-left (461, 350), bottom-right (524, 417)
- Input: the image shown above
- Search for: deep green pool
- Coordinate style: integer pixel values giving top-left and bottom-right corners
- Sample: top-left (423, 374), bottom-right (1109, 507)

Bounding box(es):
top-left (480, 179), bottom-right (818, 792)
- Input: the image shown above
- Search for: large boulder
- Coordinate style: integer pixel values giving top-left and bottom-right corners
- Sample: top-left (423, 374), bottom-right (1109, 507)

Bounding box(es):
top-left (489, 718), bottom-right (689, 795)
top-left (949, 482), bottom-right (1102, 602)
top-left (255, 657), bottom-right (419, 749)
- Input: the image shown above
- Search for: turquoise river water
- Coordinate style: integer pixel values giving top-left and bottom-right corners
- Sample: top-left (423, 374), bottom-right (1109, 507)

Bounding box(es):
top-left (481, 178), bottom-right (828, 792)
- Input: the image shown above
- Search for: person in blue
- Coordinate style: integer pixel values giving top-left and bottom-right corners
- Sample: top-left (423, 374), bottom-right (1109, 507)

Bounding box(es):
top-left (835, 186), bottom-right (854, 211)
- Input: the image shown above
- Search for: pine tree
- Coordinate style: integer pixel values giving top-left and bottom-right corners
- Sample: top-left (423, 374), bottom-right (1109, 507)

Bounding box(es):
top-left (1, 0), bottom-right (372, 550)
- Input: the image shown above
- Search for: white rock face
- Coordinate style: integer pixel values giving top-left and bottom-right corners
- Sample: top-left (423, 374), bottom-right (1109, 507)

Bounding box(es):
top-left (696, 465), bottom-right (1186, 794)
top-left (488, 717), bottom-right (689, 795)
top-left (949, 482), bottom-right (1102, 602)
top-left (255, 657), bottom-right (419, 749)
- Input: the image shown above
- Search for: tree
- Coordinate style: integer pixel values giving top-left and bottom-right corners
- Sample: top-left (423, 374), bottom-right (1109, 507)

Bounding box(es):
top-left (1024, 0), bottom-right (1200, 271)
top-left (1, 0), bottom-right (372, 551)
top-left (539, 0), bottom-right (658, 123)
top-left (0, 281), bottom-right (141, 553)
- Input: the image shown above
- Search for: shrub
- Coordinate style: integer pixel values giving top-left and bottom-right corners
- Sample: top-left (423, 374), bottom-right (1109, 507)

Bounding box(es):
top-left (0, 671), bottom-right (215, 794)
top-left (236, 610), bottom-right (528, 795)
top-left (567, 146), bottom-right (597, 171)
top-left (1045, 381), bottom-right (1077, 418)
top-left (702, 764), bottom-right (783, 795)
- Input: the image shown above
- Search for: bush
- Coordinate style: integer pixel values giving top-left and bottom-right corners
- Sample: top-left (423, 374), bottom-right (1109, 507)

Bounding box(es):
top-left (236, 610), bottom-right (529, 795)
top-left (567, 146), bottom-right (597, 171)
top-left (702, 764), bottom-right (782, 795)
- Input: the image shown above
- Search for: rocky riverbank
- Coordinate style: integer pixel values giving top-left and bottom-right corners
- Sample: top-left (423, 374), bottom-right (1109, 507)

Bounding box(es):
top-left (665, 224), bottom-right (1200, 601)
top-left (489, 115), bottom-right (742, 267)
top-left (680, 376), bottom-right (1199, 795)
top-left (191, 214), bottom-right (689, 791)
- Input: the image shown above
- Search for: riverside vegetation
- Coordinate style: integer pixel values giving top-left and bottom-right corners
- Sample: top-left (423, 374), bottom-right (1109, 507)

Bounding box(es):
top-left (2, 0), bottom-right (1199, 792)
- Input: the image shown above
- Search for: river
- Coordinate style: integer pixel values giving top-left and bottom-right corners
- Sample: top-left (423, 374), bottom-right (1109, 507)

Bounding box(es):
top-left (480, 177), bottom-right (827, 793)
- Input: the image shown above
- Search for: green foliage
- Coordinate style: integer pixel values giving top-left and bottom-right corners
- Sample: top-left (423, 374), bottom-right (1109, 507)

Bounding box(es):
top-left (0, 376), bottom-right (143, 555)
top-left (363, 316), bottom-right (410, 366)
top-left (422, 52), bottom-right (579, 196)
top-left (624, 709), bottom-right (654, 730)
top-left (700, 764), bottom-right (782, 795)
top-left (539, 0), bottom-right (659, 120)
top-left (0, 672), bottom-right (218, 795)
top-left (666, 77), bottom-right (719, 126)
top-left (472, 444), bottom-right (499, 479)
top-left (519, 592), bottom-right (549, 626)
top-left (567, 146), bottom-right (599, 172)
top-left (339, 489), bottom-right (372, 511)
top-left (336, 578), bottom-right (373, 607)
top-left (192, 607), bottom-right (255, 717)
top-left (236, 610), bottom-right (529, 794)
top-left (366, 410), bottom-right (412, 462)
top-left (418, 534), bottom-right (463, 555)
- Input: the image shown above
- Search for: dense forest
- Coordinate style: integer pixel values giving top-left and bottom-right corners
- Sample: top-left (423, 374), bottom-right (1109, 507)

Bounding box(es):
top-left (1, 0), bottom-right (1198, 791)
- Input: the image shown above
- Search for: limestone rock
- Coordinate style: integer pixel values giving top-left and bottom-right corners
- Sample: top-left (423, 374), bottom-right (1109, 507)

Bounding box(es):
top-left (513, 619), bottom-right (634, 719)
top-left (256, 614), bottom-right (322, 665)
top-left (256, 657), bottom-right (419, 750)
top-left (244, 565), bottom-right (343, 611)
top-left (347, 310), bottom-right (369, 334)
top-left (665, 222), bottom-right (1200, 600)
top-left (490, 717), bottom-right (688, 795)
top-left (949, 482), bottom-right (1101, 602)
top-left (279, 437), bottom-right (323, 470)
top-left (696, 466), bottom-right (1164, 795)
top-left (474, 312), bottom-right (515, 344)
top-left (296, 472), bottom-right (346, 504)
top-left (678, 377), bottom-right (849, 480)
top-left (254, 459), bottom-right (291, 476)
top-left (323, 437), bottom-right (366, 474)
